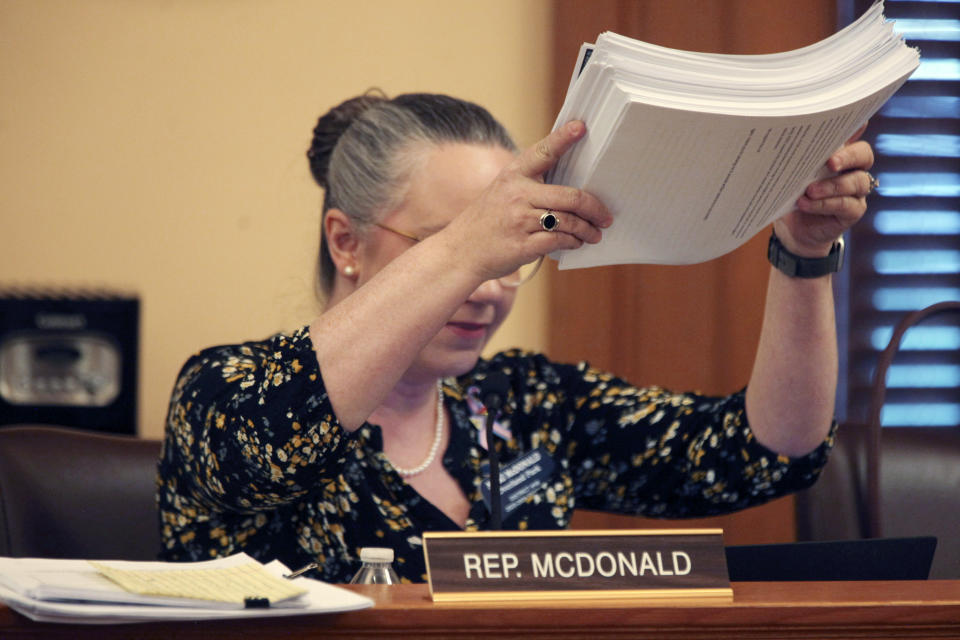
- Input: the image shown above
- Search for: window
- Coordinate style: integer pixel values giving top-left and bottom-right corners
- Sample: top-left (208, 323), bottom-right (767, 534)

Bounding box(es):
top-left (840, 0), bottom-right (960, 427)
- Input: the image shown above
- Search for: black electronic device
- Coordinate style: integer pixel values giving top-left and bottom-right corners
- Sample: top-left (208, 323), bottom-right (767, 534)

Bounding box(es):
top-left (725, 536), bottom-right (937, 581)
top-left (0, 287), bottom-right (139, 434)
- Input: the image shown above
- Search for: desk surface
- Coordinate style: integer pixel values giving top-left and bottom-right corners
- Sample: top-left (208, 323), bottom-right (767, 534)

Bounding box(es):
top-left (3, 580), bottom-right (960, 639)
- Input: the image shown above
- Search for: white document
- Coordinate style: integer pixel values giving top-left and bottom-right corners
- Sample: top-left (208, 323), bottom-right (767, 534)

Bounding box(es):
top-left (547, 1), bottom-right (919, 270)
top-left (0, 553), bottom-right (374, 624)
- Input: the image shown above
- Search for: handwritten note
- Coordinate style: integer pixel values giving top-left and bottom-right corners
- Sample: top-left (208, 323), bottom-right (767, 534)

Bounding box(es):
top-left (91, 561), bottom-right (307, 607)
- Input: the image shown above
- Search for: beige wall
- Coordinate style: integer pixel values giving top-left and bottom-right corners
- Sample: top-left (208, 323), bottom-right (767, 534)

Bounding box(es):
top-left (0, 0), bottom-right (553, 437)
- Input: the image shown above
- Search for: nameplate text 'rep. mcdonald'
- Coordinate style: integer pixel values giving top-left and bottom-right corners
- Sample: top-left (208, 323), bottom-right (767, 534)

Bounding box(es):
top-left (422, 529), bottom-right (731, 602)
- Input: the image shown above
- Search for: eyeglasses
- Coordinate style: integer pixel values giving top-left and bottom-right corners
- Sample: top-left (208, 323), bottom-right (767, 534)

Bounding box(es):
top-left (373, 222), bottom-right (543, 288)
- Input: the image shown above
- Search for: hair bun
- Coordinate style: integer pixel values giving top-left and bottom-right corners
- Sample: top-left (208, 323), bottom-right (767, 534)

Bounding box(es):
top-left (307, 90), bottom-right (387, 189)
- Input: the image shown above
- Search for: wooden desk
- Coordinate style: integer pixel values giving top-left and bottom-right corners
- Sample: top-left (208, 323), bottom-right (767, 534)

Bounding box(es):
top-left (2, 581), bottom-right (960, 639)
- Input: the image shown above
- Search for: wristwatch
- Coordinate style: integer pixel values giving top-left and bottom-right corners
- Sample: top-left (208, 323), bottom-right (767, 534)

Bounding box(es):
top-left (767, 232), bottom-right (845, 278)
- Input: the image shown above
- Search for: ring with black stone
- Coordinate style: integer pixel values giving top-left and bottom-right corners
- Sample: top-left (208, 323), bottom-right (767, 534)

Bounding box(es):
top-left (539, 211), bottom-right (559, 232)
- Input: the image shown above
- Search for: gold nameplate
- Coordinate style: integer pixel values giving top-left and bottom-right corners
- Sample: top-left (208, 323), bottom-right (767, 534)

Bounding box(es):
top-left (423, 529), bottom-right (732, 603)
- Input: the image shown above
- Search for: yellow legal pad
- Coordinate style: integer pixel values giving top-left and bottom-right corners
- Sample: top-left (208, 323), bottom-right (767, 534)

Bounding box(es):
top-left (90, 561), bottom-right (308, 607)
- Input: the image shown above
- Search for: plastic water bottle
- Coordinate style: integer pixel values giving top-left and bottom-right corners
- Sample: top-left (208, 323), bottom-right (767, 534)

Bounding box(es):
top-left (349, 547), bottom-right (400, 584)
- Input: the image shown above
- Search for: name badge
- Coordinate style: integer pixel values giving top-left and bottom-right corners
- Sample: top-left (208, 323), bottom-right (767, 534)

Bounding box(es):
top-left (481, 447), bottom-right (555, 521)
top-left (423, 529), bottom-right (731, 603)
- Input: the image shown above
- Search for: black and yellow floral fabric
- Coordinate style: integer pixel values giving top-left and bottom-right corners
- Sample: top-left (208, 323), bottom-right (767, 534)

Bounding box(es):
top-left (157, 326), bottom-right (834, 583)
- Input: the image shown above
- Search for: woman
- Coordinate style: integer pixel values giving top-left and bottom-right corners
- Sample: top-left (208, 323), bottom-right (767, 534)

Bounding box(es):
top-left (158, 92), bottom-right (874, 582)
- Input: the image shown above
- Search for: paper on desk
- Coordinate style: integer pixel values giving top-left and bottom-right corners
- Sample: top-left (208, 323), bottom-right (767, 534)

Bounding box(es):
top-left (0, 553), bottom-right (301, 610)
top-left (91, 559), bottom-right (307, 607)
top-left (546, 1), bottom-right (918, 270)
top-left (0, 554), bottom-right (373, 624)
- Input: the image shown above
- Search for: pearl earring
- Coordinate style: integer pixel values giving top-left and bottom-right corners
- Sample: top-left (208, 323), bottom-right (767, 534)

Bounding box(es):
top-left (343, 265), bottom-right (356, 277)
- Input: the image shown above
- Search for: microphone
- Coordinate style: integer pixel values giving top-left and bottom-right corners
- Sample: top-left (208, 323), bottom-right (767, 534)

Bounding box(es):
top-left (481, 373), bottom-right (510, 530)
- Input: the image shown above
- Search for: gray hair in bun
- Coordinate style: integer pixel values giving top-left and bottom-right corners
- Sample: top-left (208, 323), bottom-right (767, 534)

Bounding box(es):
top-left (307, 90), bottom-right (516, 297)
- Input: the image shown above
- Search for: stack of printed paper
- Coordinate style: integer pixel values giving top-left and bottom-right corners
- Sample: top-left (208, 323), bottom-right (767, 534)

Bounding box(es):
top-left (547, 1), bottom-right (919, 270)
top-left (0, 553), bottom-right (373, 624)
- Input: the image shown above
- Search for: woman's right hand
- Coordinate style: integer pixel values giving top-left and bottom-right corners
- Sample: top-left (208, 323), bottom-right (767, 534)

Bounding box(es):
top-left (312, 121), bottom-right (611, 431)
top-left (441, 121), bottom-right (613, 285)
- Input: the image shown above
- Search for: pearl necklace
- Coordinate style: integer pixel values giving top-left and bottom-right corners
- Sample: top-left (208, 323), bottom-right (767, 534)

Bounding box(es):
top-left (390, 380), bottom-right (444, 477)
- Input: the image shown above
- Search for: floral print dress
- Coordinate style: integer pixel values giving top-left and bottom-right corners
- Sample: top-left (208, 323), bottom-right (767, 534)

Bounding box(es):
top-left (157, 326), bottom-right (834, 583)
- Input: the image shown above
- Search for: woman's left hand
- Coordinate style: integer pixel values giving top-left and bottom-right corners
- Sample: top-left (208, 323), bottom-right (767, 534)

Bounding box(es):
top-left (774, 125), bottom-right (875, 256)
top-left (748, 125), bottom-right (875, 456)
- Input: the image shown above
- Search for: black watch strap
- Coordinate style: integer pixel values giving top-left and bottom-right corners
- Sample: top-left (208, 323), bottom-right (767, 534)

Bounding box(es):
top-left (767, 232), bottom-right (845, 278)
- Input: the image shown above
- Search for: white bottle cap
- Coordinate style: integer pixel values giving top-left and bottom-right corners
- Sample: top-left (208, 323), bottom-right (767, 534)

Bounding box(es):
top-left (359, 547), bottom-right (394, 563)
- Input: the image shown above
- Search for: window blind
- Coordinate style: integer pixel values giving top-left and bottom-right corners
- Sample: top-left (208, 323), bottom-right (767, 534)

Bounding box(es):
top-left (846, 0), bottom-right (960, 427)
